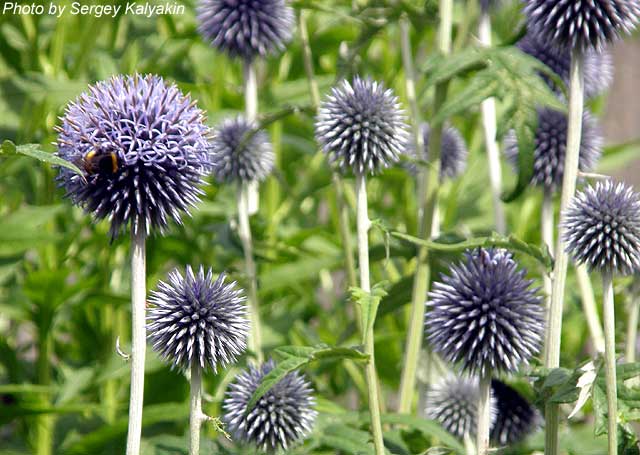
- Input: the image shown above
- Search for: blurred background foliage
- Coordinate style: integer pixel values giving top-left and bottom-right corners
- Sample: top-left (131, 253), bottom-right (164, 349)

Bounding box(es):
top-left (0, 0), bottom-right (639, 454)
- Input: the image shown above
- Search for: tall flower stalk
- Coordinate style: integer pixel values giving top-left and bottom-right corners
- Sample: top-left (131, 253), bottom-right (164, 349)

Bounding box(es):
top-left (398, 0), bottom-right (453, 413)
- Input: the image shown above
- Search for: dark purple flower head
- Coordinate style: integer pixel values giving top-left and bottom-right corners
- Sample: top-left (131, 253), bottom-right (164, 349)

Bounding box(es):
top-left (56, 74), bottom-right (211, 239)
top-left (315, 76), bottom-right (409, 175)
top-left (407, 122), bottom-right (468, 180)
top-left (197, 0), bottom-right (294, 60)
top-left (516, 31), bottom-right (613, 99)
top-left (425, 376), bottom-right (496, 439)
top-left (210, 116), bottom-right (274, 183)
top-left (563, 180), bottom-right (640, 275)
top-left (490, 379), bottom-right (541, 446)
top-left (223, 360), bottom-right (317, 452)
top-left (504, 108), bottom-right (602, 191)
top-left (147, 266), bottom-right (248, 372)
top-left (524, 0), bottom-right (640, 52)
top-left (426, 248), bottom-right (545, 376)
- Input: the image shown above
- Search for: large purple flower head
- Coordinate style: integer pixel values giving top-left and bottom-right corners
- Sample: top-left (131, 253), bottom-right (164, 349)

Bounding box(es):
top-left (56, 74), bottom-right (211, 238)
top-left (197, 0), bottom-right (295, 60)
top-left (524, 0), bottom-right (640, 52)
top-left (315, 76), bottom-right (409, 175)
top-left (147, 266), bottom-right (249, 372)
top-left (563, 180), bottom-right (640, 275)
top-left (504, 108), bottom-right (602, 191)
top-left (406, 122), bottom-right (468, 180)
top-left (516, 31), bottom-right (613, 99)
top-left (210, 116), bottom-right (274, 183)
top-left (490, 379), bottom-right (541, 446)
top-left (426, 248), bottom-right (545, 376)
top-left (222, 360), bottom-right (317, 452)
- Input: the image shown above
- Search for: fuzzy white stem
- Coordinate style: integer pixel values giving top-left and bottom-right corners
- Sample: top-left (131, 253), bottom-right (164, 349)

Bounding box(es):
top-left (126, 227), bottom-right (146, 455)
top-left (602, 271), bottom-right (618, 455)
top-left (238, 183), bottom-right (263, 363)
top-left (355, 172), bottom-right (385, 455)
top-left (576, 265), bottom-right (605, 353)
top-left (544, 49), bottom-right (584, 455)
top-left (244, 60), bottom-right (259, 215)
top-left (189, 362), bottom-right (203, 455)
top-left (541, 189), bottom-right (554, 360)
top-left (476, 374), bottom-right (492, 455)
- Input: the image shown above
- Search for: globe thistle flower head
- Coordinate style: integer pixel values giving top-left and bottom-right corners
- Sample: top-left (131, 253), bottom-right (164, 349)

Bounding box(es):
top-left (210, 116), bottom-right (274, 183)
top-left (223, 360), bottom-right (317, 452)
top-left (516, 31), bottom-right (613, 99)
top-left (524, 0), bottom-right (640, 52)
top-left (315, 76), bottom-right (409, 175)
top-left (563, 180), bottom-right (640, 275)
top-left (426, 248), bottom-right (545, 376)
top-left (407, 122), bottom-right (468, 179)
top-left (56, 74), bottom-right (211, 239)
top-left (504, 108), bottom-right (602, 191)
top-left (197, 0), bottom-right (295, 60)
top-left (147, 266), bottom-right (249, 372)
top-left (490, 379), bottom-right (541, 446)
top-left (425, 376), bottom-right (496, 439)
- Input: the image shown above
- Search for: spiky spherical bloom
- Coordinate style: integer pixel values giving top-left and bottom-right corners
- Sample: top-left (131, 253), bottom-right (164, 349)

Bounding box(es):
top-left (490, 379), bottom-right (541, 446)
top-left (563, 180), bottom-right (640, 275)
top-left (223, 360), bottom-right (317, 452)
top-left (147, 266), bottom-right (249, 372)
top-left (516, 31), bottom-right (613, 99)
top-left (524, 0), bottom-right (640, 52)
top-left (425, 376), bottom-right (496, 439)
top-left (315, 76), bottom-right (409, 175)
top-left (210, 116), bottom-right (274, 183)
top-left (406, 123), bottom-right (468, 180)
top-left (196, 0), bottom-right (295, 60)
top-left (56, 74), bottom-right (211, 238)
top-left (504, 108), bottom-right (602, 191)
top-left (426, 248), bottom-right (545, 376)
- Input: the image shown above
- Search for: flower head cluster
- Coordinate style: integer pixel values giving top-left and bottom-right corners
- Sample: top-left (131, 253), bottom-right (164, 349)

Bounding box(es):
top-left (426, 248), bottom-right (545, 376)
top-left (197, 0), bottom-right (295, 60)
top-left (407, 123), bottom-right (468, 180)
top-left (147, 266), bottom-right (248, 372)
top-left (504, 108), bottom-right (602, 191)
top-left (223, 359), bottom-right (317, 452)
top-left (490, 379), bottom-right (540, 446)
top-left (563, 180), bottom-right (640, 275)
top-left (524, 0), bottom-right (640, 51)
top-left (56, 74), bottom-right (211, 238)
top-left (315, 76), bottom-right (409, 175)
top-left (516, 31), bottom-right (613, 99)
top-left (210, 116), bottom-right (274, 183)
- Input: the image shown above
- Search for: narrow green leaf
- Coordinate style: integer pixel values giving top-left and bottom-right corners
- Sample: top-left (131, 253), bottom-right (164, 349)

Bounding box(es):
top-left (350, 283), bottom-right (388, 342)
top-left (381, 414), bottom-right (466, 454)
top-left (2, 140), bottom-right (83, 175)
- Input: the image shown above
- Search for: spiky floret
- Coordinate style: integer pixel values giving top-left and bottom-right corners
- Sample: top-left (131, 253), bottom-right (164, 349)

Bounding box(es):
top-left (56, 74), bottom-right (211, 238)
top-left (516, 31), bottom-right (613, 99)
top-left (504, 108), bottom-right (602, 191)
top-left (407, 122), bottom-right (468, 179)
top-left (147, 266), bottom-right (249, 372)
top-left (426, 248), bottom-right (545, 376)
top-left (563, 180), bottom-right (640, 275)
top-left (222, 360), bottom-right (317, 452)
top-left (315, 76), bottom-right (409, 175)
top-left (490, 379), bottom-right (541, 446)
top-left (197, 0), bottom-right (295, 60)
top-left (524, 0), bottom-right (640, 52)
top-left (210, 116), bottom-right (274, 183)
top-left (425, 376), bottom-right (496, 439)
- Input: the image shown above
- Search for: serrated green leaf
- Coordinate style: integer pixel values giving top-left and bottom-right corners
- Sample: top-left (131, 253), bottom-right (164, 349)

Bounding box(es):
top-left (2, 140), bottom-right (83, 175)
top-left (350, 283), bottom-right (388, 343)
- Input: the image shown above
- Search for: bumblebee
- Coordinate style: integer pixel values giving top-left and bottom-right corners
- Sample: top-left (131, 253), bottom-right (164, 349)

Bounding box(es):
top-left (81, 147), bottom-right (119, 175)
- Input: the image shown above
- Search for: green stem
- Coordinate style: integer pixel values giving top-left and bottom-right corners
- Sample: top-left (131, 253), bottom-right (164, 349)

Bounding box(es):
top-left (355, 172), bottom-right (385, 455)
top-left (478, 10), bottom-right (506, 234)
top-left (476, 374), bottom-right (492, 455)
top-left (576, 265), bottom-right (605, 353)
top-left (126, 226), bottom-right (147, 455)
top-left (189, 362), bottom-right (203, 455)
top-left (35, 330), bottom-right (53, 455)
top-left (397, 0), bottom-right (452, 415)
top-left (238, 183), bottom-right (263, 363)
top-left (602, 271), bottom-right (618, 455)
top-left (544, 49), bottom-right (584, 455)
